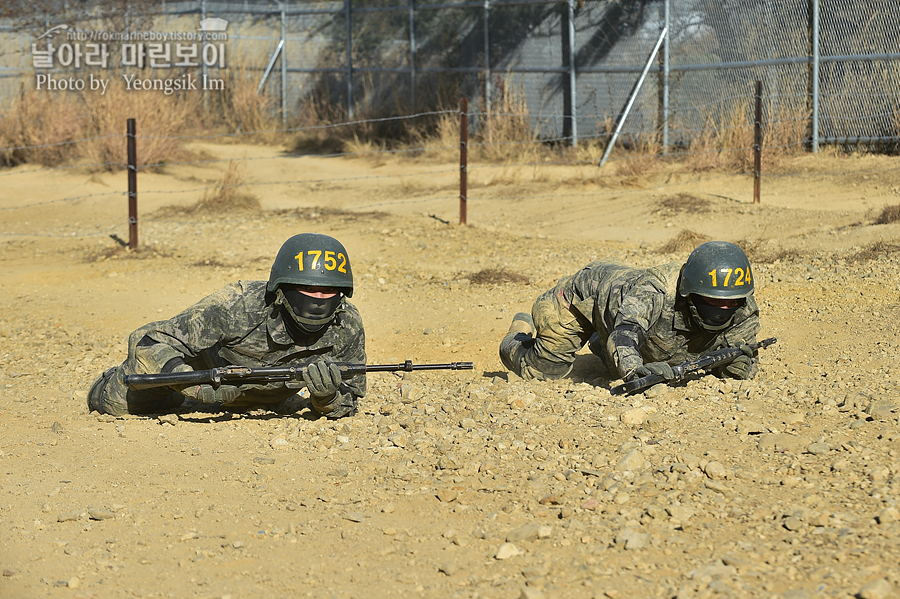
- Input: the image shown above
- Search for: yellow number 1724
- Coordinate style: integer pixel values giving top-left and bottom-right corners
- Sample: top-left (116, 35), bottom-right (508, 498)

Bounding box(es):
top-left (708, 268), bottom-right (750, 287)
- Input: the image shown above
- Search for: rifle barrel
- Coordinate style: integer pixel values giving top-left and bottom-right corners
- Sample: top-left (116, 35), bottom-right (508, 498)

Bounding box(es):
top-left (610, 338), bottom-right (777, 396)
top-left (364, 361), bottom-right (473, 372)
top-left (124, 361), bottom-right (474, 390)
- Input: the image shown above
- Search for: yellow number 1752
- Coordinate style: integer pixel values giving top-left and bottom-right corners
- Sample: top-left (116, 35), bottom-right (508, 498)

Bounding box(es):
top-left (294, 250), bottom-right (348, 273)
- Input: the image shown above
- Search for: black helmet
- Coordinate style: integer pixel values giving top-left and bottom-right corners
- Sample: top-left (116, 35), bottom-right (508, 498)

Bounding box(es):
top-left (268, 233), bottom-right (353, 295)
top-left (679, 241), bottom-right (754, 332)
top-left (268, 234), bottom-right (353, 334)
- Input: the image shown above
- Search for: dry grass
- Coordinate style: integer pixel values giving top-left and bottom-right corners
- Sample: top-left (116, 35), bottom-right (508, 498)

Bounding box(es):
top-left (476, 75), bottom-right (540, 163)
top-left (874, 204), bottom-right (900, 225)
top-left (657, 230), bottom-right (712, 254)
top-left (208, 56), bottom-right (278, 141)
top-left (0, 88), bottom-right (88, 167)
top-left (271, 206), bottom-right (390, 222)
top-left (0, 65), bottom-right (279, 171)
top-left (414, 110), bottom-right (459, 162)
top-left (154, 161), bottom-right (260, 215)
top-left (191, 258), bottom-right (233, 268)
top-left (735, 237), bottom-right (802, 264)
top-left (658, 194), bottom-right (711, 214)
top-left (83, 242), bottom-right (171, 263)
top-left (80, 78), bottom-right (198, 172)
top-left (195, 161), bottom-right (261, 212)
top-left (849, 241), bottom-right (900, 263)
top-left (467, 268), bottom-right (530, 286)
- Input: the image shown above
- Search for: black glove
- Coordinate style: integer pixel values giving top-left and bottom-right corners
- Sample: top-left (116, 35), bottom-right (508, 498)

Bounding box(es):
top-left (303, 359), bottom-right (342, 400)
top-left (180, 383), bottom-right (241, 404)
top-left (169, 362), bottom-right (241, 404)
top-left (628, 361), bottom-right (675, 382)
top-left (723, 344), bottom-right (754, 380)
top-left (310, 392), bottom-right (358, 419)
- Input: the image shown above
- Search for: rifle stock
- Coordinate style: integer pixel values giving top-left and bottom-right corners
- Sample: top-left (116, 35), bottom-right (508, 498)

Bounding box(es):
top-left (610, 337), bottom-right (777, 396)
top-left (123, 361), bottom-right (474, 391)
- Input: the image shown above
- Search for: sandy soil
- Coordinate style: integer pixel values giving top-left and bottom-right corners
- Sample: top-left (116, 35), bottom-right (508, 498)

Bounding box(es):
top-left (2, 143), bottom-right (900, 599)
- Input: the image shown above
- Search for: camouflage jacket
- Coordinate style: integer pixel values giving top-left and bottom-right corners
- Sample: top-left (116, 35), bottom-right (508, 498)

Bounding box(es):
top-left (558, 261), bottom-right (760, 378)
top-left (129, 280), bottom-right (366, 406)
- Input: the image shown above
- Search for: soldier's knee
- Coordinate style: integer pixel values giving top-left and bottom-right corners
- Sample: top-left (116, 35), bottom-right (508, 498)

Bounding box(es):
top-left (499, 332), bottom-right (534, 377)
top-left (87, 366), bottom-right (183, 416)
top-left (87, 367), bottom-right (129, 415)
top-left (523, 353), bottom-right (573, 380)
top-left (500, 332), bottom-right (573, 381)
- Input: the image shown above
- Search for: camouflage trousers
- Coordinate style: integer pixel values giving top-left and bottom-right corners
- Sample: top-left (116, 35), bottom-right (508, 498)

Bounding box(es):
top-left (87, 325), bottom-right (187, 416)
top-left (498, 278), bottom-right (595, 381)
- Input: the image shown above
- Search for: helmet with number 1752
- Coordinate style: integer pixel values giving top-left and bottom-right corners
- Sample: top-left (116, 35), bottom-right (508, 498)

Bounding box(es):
top-left (267, 233), bottom-right (354, 334)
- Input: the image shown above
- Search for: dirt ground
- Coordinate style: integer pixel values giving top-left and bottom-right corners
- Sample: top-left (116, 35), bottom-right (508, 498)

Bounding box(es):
top-left (2, 143), bottom-right (900, 599)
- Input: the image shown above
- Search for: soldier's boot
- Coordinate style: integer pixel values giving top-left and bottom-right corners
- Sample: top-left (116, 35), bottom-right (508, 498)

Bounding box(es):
top-left (507, 312), bottom-right (534, 336)
top-left (87, 367), bottom-right (117, 413)
top-left (588, 332), bottom-right (603, 358)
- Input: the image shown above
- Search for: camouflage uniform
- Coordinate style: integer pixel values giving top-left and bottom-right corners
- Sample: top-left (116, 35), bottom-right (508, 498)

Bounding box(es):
top-left (499, 261), bottom-right (760, 381)
top-left (90, 280), bottom-right (366, 415)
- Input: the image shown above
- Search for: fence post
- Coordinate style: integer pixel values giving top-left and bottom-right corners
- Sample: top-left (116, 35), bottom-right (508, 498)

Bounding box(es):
top-left (409, 0), bottom-right (416, 112)
top-left (566, 0), bottom-right (577, 147)
top-left (127, 118), bottom-right (138, 249)
top-left (459, 98), bottom-right (468, 226)
top-left (754, 80), bottom-right (763, 204)
top-left (483, 0), bottom-right (491, 142)
top-left (345, 0), bottom-right (354, 118)
top-left (280, 2), bottom-right (287, 129)
top-left (201, 0), bottom-right (208, 113)
top-left (661, 0), bottom-right (670, 154)
top-left (811, 0), bottom-right (819, 153)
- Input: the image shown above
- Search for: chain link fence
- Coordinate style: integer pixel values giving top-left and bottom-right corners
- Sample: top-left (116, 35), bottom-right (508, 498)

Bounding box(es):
top-left (1, 0), bottom-right (899, 149)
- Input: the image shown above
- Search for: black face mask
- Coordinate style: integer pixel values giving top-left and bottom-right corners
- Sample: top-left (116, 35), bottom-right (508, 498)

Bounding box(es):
top-left (278, 287), bottom-right (342, 334)
top-left (688, 295), bottom-right (742, 332)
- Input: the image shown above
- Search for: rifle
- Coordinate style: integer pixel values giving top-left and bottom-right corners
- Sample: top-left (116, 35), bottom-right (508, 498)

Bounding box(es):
top-left (610, 337), bottom-right (777, 396)
top-left (123, 360), bottom-right (474, 391)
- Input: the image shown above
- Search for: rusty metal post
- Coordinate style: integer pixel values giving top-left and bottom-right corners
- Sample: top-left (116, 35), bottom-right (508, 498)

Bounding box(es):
top-left (127, 118), bottom-right (138, 249)
top-left (459, 97), bottom-right (468, 225)
top-left (753, 80), bottom-right (762, 204)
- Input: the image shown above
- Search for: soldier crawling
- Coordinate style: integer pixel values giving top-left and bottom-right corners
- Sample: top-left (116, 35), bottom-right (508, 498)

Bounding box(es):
top-left (87, 233), bottom-right (365, 418)
top-left (499, 241), bottom-right (761, 385)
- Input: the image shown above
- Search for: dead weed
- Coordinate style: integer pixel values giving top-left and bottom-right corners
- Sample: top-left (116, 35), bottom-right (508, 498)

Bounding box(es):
top-left (735, 237), bottom-right (802, 264)
top-left (873, 204), bottom-right (900, 225)
top-left (154, 161), bottom-right (261, 216)
top-left (467, 268), bottom-right (529, 285)
top-left (657, 230), bottom-right (712, 254)
top-left (848, 241), bottom-right (900, 262)
top-left (658, 194), bottom-right (711, 214)
top-left (271, 207), bottom-right (390, 222)
top-left (83, 242), bottom-right (171, 263)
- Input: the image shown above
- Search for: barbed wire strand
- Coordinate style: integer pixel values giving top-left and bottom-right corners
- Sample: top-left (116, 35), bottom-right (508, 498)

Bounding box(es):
top-left (0, 133), bottom-right (124, 153)
top-left (0, 190), bottom-right (124, 211)
top-left (136, 109), bottom-right (457, 140)
top-left (0, 161), bottom-right (127, 177)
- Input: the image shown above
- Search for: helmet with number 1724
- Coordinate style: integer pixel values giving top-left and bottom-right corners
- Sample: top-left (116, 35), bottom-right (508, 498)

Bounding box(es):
top-left (679, 241), bottom-right (754, 299)
top-left (679, 241), bottom-right (754, 332)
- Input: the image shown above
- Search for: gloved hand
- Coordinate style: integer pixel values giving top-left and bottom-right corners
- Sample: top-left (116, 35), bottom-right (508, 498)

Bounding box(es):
top-left (302, 359), bottom-right (342, 400)
top-left (169, 362), bottom-right (241, 404)
top-left (310, 392), bottom-right (358, 419)
top-left (628, 361), bottom-right (675, 382)
top-left (723, 344), bottom-right (754, 380)
top-left (180, 383), bottom-right (241, 405)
